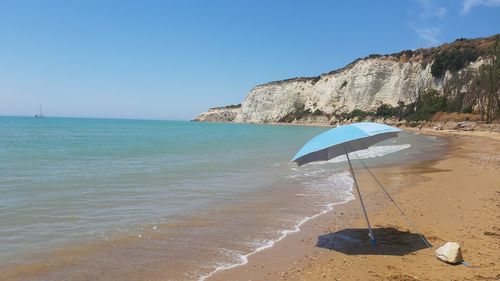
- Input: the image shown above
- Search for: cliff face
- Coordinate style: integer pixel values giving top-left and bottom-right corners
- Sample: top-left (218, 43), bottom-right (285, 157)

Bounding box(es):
top-left (236, 58), bottom-right (435, 123)
top-left (194, 35), bottom-right (497, 124)
top-left (192, 105), bottom-right (241, 122)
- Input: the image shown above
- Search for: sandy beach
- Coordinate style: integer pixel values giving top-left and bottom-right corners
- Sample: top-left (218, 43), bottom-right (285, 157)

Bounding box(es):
top-left (208, 129), bottom-right (500, 281)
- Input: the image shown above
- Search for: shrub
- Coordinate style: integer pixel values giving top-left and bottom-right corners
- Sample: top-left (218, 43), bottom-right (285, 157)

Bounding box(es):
top-left (278, 101), bottom-right (305, 122)
top-left (402, 102), bottom-right (416, 118)
top-left (312, 109), bottom-right (324, 115)
top-left (431, 47), bottom-right (481, 78)
top-left (224, 104), bottom-right (241, 109)
top-left (344, 109), bottom-right (374, 120)
top-left (461, 106), bottom-right (473, 114)
top-left (375, 104), bottom-right (398, 118)
top-left (406, 89), bottom-right (446, 120)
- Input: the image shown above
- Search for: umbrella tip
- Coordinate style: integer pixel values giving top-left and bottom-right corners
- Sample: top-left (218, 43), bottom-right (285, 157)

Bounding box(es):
top-left (368, 232), bottom-right (377, 246)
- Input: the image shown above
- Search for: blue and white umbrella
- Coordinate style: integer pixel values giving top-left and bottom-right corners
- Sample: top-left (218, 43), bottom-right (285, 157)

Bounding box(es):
top-left (292, 122), bottom-right (402, 245)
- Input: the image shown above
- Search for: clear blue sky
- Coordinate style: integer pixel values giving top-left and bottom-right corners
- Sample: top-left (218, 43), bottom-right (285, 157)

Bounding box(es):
top-left (1, 0), bottom-right (499, 120)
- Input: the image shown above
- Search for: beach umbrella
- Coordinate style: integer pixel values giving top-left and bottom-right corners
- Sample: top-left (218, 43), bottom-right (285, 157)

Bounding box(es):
top-left (291, 122), bottom-right (402, 245)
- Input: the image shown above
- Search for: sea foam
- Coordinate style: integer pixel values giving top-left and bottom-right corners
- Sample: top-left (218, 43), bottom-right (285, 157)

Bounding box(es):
top-left (197, 171), bottom-right (354, 281)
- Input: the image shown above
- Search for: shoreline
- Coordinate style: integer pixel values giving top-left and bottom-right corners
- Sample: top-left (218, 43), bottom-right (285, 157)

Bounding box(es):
top-left (194, 119), bottom-right (500, 134)
top-left (198, 187), bottom-right (356, 281)
top-left (207, 129), bottom-right (500, 280)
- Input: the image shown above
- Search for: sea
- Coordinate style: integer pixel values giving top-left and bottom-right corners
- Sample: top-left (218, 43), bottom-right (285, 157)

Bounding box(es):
top-left (0, 116), bottom-right (447, 280)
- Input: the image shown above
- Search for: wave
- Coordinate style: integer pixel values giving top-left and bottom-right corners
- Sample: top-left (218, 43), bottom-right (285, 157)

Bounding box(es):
top-left (310, 144), bottom-right (412, 164)
top-left (197, 171), bottom-right (354, 281)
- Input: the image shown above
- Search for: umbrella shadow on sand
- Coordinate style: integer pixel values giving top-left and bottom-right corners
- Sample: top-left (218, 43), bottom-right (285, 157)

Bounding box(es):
top-left (316, 227), bottom-right (431, 256)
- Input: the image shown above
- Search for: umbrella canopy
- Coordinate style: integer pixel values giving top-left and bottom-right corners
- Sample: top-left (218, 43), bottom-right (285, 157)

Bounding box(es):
top-left (292, 122), bottom-right (402, 166)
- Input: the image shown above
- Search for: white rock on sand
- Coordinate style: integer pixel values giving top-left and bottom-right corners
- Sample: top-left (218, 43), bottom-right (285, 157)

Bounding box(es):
top-left (435, 242), bottom-right (463, 264)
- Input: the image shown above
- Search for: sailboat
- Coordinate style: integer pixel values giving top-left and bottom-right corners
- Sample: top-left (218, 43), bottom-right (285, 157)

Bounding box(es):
top-left (34, 105), bottom-right (45, 118)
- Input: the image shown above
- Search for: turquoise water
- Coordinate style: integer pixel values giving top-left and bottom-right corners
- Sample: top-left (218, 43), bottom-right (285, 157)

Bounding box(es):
top-left (0, 117), bottom-right (446, 280)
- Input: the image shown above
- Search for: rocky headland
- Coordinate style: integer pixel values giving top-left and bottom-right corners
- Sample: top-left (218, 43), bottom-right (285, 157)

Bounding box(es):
top-left (194, 34), bottom-right (499, 130)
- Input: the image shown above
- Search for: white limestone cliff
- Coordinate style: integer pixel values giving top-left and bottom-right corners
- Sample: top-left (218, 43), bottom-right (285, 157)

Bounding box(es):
top-left (192, 105), bottom-right (241, 122)
top-left (235, 57), bottom-right (437, 124)
top-left (194, 35), bottom-right (495, 124)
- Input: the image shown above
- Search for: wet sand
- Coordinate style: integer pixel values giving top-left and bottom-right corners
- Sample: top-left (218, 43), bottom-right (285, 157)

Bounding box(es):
top-left (208, 130), bottom-right (500, 280)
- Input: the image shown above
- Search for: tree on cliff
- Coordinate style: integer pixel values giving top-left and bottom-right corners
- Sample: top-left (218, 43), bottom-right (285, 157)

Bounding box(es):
top-left (469, 37), bottom-right (500, 122)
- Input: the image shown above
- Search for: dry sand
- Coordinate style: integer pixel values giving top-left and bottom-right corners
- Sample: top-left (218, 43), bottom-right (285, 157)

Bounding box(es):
top-left (208, 130), bottom-right (500, 281)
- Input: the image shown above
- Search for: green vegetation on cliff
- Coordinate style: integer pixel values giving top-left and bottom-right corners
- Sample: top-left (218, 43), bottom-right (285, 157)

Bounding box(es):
top-left (303, 35), bottom-right (500, 123)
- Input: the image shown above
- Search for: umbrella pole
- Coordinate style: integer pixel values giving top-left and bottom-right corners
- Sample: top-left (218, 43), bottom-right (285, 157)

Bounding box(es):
top-left (345, 151), bottom-right (377, 246)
